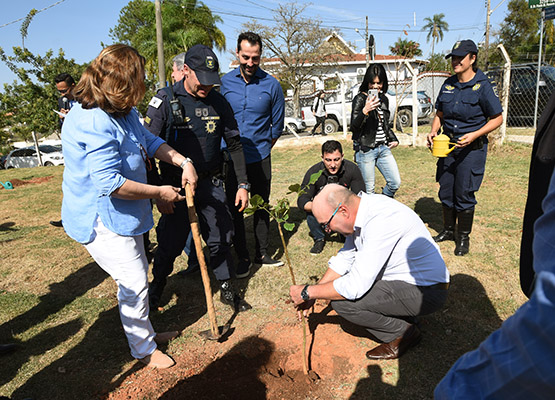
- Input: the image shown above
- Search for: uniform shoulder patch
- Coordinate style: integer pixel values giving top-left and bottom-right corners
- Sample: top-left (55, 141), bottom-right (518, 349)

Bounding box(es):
top-left (148, 97), bottom-right (163, 109)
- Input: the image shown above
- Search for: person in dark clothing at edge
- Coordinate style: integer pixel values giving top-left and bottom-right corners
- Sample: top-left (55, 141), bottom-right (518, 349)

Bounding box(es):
top-left (427, 39), bottom-right (502, 257)
top-left (520, 89), bottom-right (555, 298)
top-left (297, 140), bottom-right (365, 255)
top-left (143, 45), bottom-right (251, 312)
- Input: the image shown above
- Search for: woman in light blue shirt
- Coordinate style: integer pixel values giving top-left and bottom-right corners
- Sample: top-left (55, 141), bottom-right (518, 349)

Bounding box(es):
top-left (61, 44), bottom-right (197, 369)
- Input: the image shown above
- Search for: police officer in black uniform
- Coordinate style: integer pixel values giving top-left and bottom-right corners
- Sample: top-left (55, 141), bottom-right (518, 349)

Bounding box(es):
top-left (144, 45), bottom-right (251, 311)
top-left (427, 40), bottom-right (503, 256)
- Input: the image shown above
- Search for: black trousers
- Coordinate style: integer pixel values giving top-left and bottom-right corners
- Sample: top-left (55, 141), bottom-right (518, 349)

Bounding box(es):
top-left (312, 116), bottom-right (326, 134)
top-left (247, 156), bottom-right (272, 259)
top-left (152, 177), bottom-right (234, 282)
top-left (224, 159), bottom-right (250, 261)
top-left (331, 280), bottom-right (448, 342)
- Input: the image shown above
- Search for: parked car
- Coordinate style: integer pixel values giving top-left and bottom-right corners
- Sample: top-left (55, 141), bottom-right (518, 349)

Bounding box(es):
top-left (4, 145), bottom-right (64, 168)
top-left (486, 63), bottom-right (555, 126)
top-left (283, 116), bottom-right (306, 134)
top-left (299, 86), bottom-right (432, 134)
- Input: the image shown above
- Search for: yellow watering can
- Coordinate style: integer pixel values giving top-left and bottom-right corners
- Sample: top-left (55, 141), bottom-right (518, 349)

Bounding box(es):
top-left (431, 134), bottom-right (457, 157)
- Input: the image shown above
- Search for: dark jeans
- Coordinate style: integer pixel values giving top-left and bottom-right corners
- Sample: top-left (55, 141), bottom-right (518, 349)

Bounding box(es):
top-left (436, 143), bottom-right (488, 211)
top-left (153, 177), bottom-right (233, 283)
top-left (331, 279), bottom-right (448, 342)
top-left (246, 156), bottom-right (272, 259)
top-left (306, 213), bottom-right (325, 242)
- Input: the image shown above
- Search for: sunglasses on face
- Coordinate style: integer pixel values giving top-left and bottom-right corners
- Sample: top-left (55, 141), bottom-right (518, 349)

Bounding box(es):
top-left (321, 202), bottom-right (342, 233)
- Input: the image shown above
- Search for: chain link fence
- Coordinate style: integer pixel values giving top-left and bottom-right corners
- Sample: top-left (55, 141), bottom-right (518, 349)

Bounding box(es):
top-left (486, 62), bottom-right (555, 128)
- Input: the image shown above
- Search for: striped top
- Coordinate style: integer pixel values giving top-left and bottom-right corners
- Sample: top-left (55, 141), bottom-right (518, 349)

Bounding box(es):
top-left (375, 107), bottom-right (386, 144)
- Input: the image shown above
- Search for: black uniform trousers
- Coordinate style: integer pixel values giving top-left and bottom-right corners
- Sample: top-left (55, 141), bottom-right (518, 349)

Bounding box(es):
top-left (152, 176), bottom-right (234, 283)
top-left (436, 142), bottom-right (488, 212)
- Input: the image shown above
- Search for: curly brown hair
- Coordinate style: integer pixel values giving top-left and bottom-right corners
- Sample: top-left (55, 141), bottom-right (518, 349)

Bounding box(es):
top-left (74, 44), bottom-right (146, 117)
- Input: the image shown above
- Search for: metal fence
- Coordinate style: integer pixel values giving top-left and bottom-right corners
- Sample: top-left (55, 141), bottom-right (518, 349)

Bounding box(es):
top-left (486, 62), bottom-right (555, 129)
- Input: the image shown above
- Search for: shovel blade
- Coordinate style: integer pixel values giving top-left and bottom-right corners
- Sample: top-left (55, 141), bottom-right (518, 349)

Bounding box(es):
top-left (198, 324), bottom-right (231, 341)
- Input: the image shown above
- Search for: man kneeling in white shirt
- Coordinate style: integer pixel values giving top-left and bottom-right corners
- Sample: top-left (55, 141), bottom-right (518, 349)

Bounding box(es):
top-left (290, 184), bottom-right (450, 360)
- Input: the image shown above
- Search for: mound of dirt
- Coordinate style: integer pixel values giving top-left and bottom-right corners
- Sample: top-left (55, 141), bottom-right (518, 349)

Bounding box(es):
top-left (2, 176), bottom-right (54, 188)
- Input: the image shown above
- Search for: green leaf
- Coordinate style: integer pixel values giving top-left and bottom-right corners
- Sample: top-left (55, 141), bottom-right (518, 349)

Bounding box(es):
top-left (288, 183), bottom-right (301, 193)
top-left (308, 170), bottom-right (323, 185)
top-left (283, 222), bottom-right (295, 231)
top-left (250, 195), bottom-right (264, 207)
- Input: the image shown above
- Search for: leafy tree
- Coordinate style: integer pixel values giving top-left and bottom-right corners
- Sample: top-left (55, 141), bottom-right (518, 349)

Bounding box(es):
top-left (109, 0), bottom-right (225, 81)
top-left (495, 0), bottom-right (554, 63)
top-left (243, 2), bottom-right (339, 118)
top-left (422, 14), bottom-right (449, 67)
top-left (422, 53), bottom-right (451, 72)
top-left (0, 9), bottom-right (86, 144)
top-left (389, 38), bottom-right (423, 58)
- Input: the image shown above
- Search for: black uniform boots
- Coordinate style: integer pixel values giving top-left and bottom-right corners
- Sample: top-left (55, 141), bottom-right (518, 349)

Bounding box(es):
top-left (434, 205), bottom-right (456, 243)
top-left (454, 209), bottom-right (474, 256)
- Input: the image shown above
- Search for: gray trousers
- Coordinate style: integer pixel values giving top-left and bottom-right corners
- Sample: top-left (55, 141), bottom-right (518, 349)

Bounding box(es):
top-left (331, 280), bottom-right (448, 343)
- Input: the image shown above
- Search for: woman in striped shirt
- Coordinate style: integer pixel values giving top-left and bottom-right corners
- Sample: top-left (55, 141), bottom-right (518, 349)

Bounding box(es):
top-left (350, 64), bottom-right (401, 197)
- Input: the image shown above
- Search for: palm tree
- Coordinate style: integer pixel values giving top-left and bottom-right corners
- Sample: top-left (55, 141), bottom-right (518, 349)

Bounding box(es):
top-left (422, 14), bottom-right (449, 63)
top-left (110, 0), bottom-right (225, 80)
top-left (422, 14), bottom-right (449, 107)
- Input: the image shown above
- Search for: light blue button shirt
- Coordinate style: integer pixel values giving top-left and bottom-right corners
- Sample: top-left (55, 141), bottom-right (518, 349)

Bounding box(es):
top-left (61, 104), bottom-right (165, 244)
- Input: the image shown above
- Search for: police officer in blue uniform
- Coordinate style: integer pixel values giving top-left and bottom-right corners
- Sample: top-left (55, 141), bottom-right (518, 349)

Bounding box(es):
top-left (427, 40), bottom-right (503, 256)
top-left (144, 45), bottom-right (251, 311)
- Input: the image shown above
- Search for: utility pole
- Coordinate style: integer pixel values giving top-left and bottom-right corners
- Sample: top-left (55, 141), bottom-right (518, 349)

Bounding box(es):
top-left (485, 0), bottom-right (491, 70)
top-left (155, 0), bottom-right (166, 88)
top-left (365, 16), bottom-right (370, 68)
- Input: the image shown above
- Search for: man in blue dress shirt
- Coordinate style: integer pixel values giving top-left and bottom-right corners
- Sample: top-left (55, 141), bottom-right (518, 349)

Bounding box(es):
top-left (221, 32), bottom-right (285, 270)
top-left (435, 171), bottom-right (555, 399)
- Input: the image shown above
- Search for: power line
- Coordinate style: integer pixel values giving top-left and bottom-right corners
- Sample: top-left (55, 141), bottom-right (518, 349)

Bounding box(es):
top-left (0, 0), bottom-right (69, 29)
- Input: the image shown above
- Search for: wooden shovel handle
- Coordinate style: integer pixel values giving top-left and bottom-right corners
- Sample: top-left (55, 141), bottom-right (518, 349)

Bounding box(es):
top-left (185, 183), bottom-right (220, 338)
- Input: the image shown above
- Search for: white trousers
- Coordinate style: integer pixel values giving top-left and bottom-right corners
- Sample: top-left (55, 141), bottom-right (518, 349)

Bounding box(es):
top-left (84, 218), bottom-right (157, 359)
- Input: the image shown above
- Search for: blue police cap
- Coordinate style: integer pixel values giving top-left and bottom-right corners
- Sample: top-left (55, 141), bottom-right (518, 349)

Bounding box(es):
top-left (445, 40), bottom-right (478, 59)
top-left (185, 44), bottom-right (221, 86)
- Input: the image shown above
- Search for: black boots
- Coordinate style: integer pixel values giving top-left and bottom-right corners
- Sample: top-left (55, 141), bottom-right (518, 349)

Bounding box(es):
top-left (454, 209), bottom-right (474, 256)
top-left (220, 280), bottom-right (252, 312)
top-left (435, 206), bottom-right (474, 256)
top-left (434, 206), bottom-right (456, 242)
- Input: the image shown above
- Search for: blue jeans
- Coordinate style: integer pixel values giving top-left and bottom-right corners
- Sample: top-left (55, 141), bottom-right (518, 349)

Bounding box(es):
top-left (355, 145), bottom-right (401, 197)
top-left (306, 213), bottom-right (325, 242)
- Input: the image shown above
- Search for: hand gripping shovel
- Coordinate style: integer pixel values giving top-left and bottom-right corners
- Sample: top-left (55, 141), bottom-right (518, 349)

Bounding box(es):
top-left (185, 183), bottom-right (230, 341)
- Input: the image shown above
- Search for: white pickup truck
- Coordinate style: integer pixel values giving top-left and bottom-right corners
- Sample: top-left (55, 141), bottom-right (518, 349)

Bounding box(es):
top-left (300, 85), bottom-right (433, 134)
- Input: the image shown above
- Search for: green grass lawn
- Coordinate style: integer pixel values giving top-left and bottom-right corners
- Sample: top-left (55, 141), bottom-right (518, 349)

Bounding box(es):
top-left (0, 137), bottom-right (532, 399)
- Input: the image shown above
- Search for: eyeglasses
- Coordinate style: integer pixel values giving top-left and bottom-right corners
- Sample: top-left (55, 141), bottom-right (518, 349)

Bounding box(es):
top-left (57, 87), bottom-right (71, 94)
top-left (321, 202), bottom-right (342, 233)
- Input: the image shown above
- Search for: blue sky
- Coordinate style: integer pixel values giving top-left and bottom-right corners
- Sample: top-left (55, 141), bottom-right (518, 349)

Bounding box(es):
top-left (0, 0), bottom-right (512, 89)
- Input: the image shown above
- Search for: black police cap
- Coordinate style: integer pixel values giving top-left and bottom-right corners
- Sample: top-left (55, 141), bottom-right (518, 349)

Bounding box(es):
top-left (185, 44), bottom-right (221, 85)
top-left (445, 40), bottom-right (478, 59)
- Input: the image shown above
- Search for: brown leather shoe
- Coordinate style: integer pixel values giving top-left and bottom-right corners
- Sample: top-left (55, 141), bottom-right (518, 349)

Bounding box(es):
top-left (154, 331), bottom-right (180, 345)
top-left (138, 349), bottom-right (175, 369)
top-left (365, 324), bottom-right (422, 360)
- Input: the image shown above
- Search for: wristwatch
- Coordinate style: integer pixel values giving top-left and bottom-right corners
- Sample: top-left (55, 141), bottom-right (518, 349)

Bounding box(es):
top-left (238, 183), bottom-right (251, 191)
top-left (301, 284), bottom-right (310, 301)
top-left (180, 157), bottom-right (193, 169)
